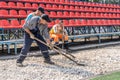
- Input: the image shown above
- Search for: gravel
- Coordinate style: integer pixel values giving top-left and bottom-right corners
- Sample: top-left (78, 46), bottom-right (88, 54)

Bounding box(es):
top-left (0, 45), bottom-right (120, 80)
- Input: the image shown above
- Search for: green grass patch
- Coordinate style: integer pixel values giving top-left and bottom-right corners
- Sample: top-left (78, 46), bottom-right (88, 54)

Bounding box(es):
top-left (90, 71), bottom-right (120, 80)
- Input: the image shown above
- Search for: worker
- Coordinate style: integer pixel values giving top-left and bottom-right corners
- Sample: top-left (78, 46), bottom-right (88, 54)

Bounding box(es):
top-left (16, 14), bottom-right (54, 67)
top-left (49, 20), bottom-right (69, 50)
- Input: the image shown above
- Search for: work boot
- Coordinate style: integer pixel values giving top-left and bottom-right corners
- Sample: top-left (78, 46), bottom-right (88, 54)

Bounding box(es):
top-left (16, 62), bottom-right (24, 67)
top-left (44, 58), bottom-right (55, 65)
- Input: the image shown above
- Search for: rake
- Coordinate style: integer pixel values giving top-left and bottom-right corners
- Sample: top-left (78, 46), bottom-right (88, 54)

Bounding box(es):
top-left (34, 37), bottom-right (86, 66)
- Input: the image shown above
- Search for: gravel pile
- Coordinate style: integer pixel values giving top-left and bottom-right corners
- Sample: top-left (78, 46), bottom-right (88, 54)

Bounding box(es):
top-left (0, 45), bottom-right (120, 80)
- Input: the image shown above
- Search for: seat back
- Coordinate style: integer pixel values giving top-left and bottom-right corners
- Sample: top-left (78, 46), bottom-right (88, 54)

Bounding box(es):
top-left (10, 10), bottom-right (18, 15)
top-left (17, 2), bottom-right (24, 7)
top-left (0, 9), bottom-right (8, 15)
top-left (32, 3), bottom-right (38, 8)
top-left (0, 20), bottom-right (10, 26)
top-left (0, 1), bottom-right (7, 6)
top-left (11, 20), bottom-right (20, 26)
top-left (19, 10), bottom-right (26, 15)
top-left (8, 2), bottom-right (16, 7)
top-left (25, 3), bottom-right (31, 8)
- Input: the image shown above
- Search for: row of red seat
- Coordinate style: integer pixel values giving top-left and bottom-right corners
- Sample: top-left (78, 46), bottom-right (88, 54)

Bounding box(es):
top-left (0, 1), bottom-right (120, 14)
top-left (0, 9), bottom-right (120, 19)
top-left (0, 19), bottom-right (120, 29)
top-left (1, 6), bottom-right (120, 14)
top-left (51, 19), bottom-right (120, 26)
top-left (5, 0), bottom-right (120, 9)
top-left (0, 19), bottom-right (25, 29)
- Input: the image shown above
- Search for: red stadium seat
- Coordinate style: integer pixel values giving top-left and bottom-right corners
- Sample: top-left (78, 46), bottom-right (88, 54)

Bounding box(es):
top-left (55, 19), bottom-right (60, 24)
top-left (60, 0), bottom-right (65, 3)
top-left (97, 7), bottom-right (101, 12)
top-left (75, 19), bottom-right (81, 26)
top-left (78, 1), bottom-right (84, 5)
top-left (32, 3), bottom-right (38, 8)
top-left (79, 6), bottom-right (84, 11)
top-left (63, 11), bottom-right (69, 17)
top-left (0, 9), bottom-right (9, 17)
top-left (92, 2), bottom-right (95, 6)
top-left (95, 13), bottom-right (100, 18)
top-left (39, 4), bottom-right (45, 8)
top-left (50, 11), bottom-right (57, 18)
top-left (45, 11), bottom-right (50, 15)
top-left (105, 8), bottom-right (109, 12)
top-left (49, 0), bottom-right (54, 2)
top-left (103, 13), bottom-right (108, 18)
top-left (84, 6), bottom-right (89, 11)
top-left (10, 10), bottom-right (18, 17)
top-left (107, 13), bottom-right (112, 18)
top-left (116, 20), bottom-right (120, 25)
top-left (63, 20), bottom-right (69, 26)
top-left (75, 6), bottom-right (79, 10)
top-left (107, 20), bottom-right (112, 25)
top-left (70, 6), bottom-right (75, 10)
top-left (46, 4), bottom-right (52, 9)
top-left (43, 0), bottom-right (49, 2)
top-left (19, 10), bottom-right (27, 17)
top-left (75, 12), bottom-right (80, 17)
top-left (81, 19), bottom-right (87, 26)
top-left (85, 12), bottom-right (91, 18)
top-left (92, 20), bottom-right (98, 26)
top-left (83, 1), bottom-right (88, 5)
top-left (87, 20), bottom-right (94, 26)
top-left (111, 20), bottom-right (116, 25)
top-left (112, 13), bottom-right (117, 18)
top-left (21, 20), bottom-right (25, 25)
top-left (70, 0), bottom-right (75, 5)
top-left (27, 10), bottom-right (33, 14)
top-left (55, 0), bottom-right (60, 3)
top-left (116, 14), bottom-right (120, 18)
top-left (59, 5), bottom-right (63, 9)
top-left (52, 5), bottom-right (58, 9)
top-left (10, 20), bottom-right (20, 28)
top-left (0, 1), bottom-right (7, 7)
top-left (8, 2), bottom-right (16, 8)
top-left (70, 12), bottom-right (75, 17)
top-left (80, 12), bottom-right (86, 17)
top-left (49, 21), bottom-right (55, 28)
top-left (25, 3), bottom-right (32, 8)
top-left (57, 12), bottom-right (63, 17)
top-left (99, 13), bottom-right (104, 18)
top-left (0, 20), bottom-right (10, 28)
top-left (75, 1), bottom-right (78, 5)
top-left (109, 8), bottom-right (113, 12)
top-left (101, 19), bottom-right (107, 25)
top-left (89, 7), bottom-right (93, 11)
top-left (116, 9), bottom-right (120, 12)
top-left (64, 5), bottom-right (69, 10)
top-left (17, 2), bottom-right (24, 7)
top-left (93, 7), bottom-right (98, 12)
top-left (87, 2), bottom-right (92, 6)
top-left (69, 20), bottom-right (75, 26)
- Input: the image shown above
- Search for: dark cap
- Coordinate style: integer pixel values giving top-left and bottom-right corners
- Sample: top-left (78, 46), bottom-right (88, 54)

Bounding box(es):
top-left (37, 7), bottom-right (44, 13)
top-left (41, 14), bottom-right (51, 22)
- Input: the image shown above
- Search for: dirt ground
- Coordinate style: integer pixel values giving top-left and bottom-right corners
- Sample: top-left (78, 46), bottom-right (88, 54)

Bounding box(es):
top-left (0, 45), bottom-right (120, 80)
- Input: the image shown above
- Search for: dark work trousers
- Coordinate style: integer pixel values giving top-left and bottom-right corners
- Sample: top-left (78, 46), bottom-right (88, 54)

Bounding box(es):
top-left (17, 31), bottom-right (50, 63)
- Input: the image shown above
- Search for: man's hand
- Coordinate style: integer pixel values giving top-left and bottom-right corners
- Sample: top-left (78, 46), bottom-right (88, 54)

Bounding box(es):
top-left (30, 33), bottom-right (35, 39)
top-left (46, 39), bottom-right (51, 45)
top-left (46, 39), bottom-right (54, 49)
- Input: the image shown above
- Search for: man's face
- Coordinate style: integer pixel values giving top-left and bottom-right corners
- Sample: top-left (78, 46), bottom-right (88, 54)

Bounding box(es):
top-left (37, 10), bottom-right (43, 16)
top-left (59, 22), bottom-right (64, 27)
